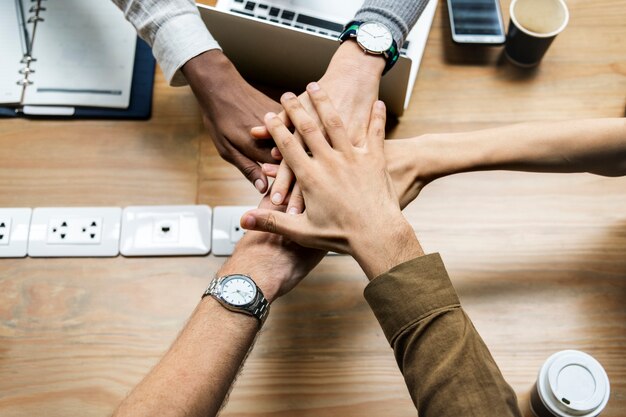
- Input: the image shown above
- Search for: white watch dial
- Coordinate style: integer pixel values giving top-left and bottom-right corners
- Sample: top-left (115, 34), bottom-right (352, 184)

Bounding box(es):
top-left (221, 276), bottom-right (257, 306)
top-left (356, 22), bottom-right (393, 53)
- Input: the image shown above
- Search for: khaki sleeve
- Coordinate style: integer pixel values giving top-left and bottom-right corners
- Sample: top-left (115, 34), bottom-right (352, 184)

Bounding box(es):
top-left (364, 254), bottom-right (521, 417)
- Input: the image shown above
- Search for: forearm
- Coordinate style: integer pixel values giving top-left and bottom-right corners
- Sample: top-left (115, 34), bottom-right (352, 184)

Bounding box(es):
top-left (113, 297), bottom-right (258, 417)
top-left (112, 224), bottom-right (321, 417)
top-left (395, 306), bottom-right (521, 417)
top-left (386, 118), bottom-right (626, 208)
top-left (403, 118), bottom-right (626, 178)
top-left (364, 255), bottom-right (521, 417)
top-left (113, 252), bottom-right (281, 417)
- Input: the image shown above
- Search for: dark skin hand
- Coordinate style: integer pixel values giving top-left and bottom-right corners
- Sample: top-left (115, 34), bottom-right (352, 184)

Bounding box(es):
top-left (182, 50), bottom-right (282, 193)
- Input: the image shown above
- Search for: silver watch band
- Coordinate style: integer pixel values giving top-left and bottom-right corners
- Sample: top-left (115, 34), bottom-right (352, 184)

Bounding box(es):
top-left (202, 275), bottom-right (270, 326)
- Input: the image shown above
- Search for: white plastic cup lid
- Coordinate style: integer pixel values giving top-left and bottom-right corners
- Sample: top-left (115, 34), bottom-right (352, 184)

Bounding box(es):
top-left (537, 350), bottom-right (610, 417)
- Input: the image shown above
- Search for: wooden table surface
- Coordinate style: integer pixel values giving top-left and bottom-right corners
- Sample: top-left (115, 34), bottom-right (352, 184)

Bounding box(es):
top-left (1, 1), bottom-right (625, 416)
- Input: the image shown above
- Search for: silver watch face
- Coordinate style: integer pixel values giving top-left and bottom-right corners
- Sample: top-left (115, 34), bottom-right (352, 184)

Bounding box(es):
top-left (220, 275), bottom-right (257, 306)
top-left (356, 22), bottom-right (393, 53)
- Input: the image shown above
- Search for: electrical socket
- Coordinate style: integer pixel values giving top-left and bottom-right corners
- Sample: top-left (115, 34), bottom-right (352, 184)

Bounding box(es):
top-left (212, 206), bottom-right (255, 256)
top-left (0, 218), bottom-right (10, 245)
top-left (230, 215), bottom-right (246, 243)
top-left (47, 217), bottom-right (102, 244)
top-left (28, 207), bottom-right (122, 257)
top-left (120, 205), bottom-right (212, 256)
top-left (0, 208), bottom-right (32, 258)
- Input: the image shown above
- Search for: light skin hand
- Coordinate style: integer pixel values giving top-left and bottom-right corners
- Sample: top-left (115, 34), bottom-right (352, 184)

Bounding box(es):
top-left (182, 49), bottom-right (281, 193)
top-left (112, 197), bottom-right (325, 417)
top-left (241, 84), bottom-right (423, 279)
top-left (260, 136), bottom-right (438, 210)
top-left (220, 194), bottom-right (326, 302)
top-left (382, 118), bottom-right (626, 207)
top-left (250, 41), bottom-right (387, 213)
top-left (260, 118), bottom-right (626, 212)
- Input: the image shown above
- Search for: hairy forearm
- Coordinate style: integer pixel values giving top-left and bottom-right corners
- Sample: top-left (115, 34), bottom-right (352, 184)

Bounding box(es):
top-left (112, 227), bottom-right (314, 417)
top-left (113, 297), bottom-right (258, 417)
top-left (112, 247), bottom-right (283, 417)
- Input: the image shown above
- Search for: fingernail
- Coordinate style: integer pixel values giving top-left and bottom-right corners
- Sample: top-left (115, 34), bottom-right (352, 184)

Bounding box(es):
top-left (254, 179), bottom-right (265, 192)
top-left (271, 193), bottom-right (282, 204)
top-left (242, 215), bottom-right (256, 229)
top-left (376, 100), bottom-right (385, 110)
top-left (288, 207), bottom-right (299, 215)
top-left (265, 112), bottom-right (277, 119)
top-left (282, 92), bottom-right (296, 100)
top-left (308, 82), bottom-right (320, 92)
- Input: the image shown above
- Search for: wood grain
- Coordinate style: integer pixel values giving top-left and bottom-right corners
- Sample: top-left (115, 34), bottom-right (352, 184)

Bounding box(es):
top-left (1, 1), bottom-right (625, 416)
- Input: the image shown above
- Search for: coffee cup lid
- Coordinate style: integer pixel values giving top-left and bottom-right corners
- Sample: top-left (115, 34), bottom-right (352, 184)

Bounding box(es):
top-left (538, 350), bottom-right (610, 417)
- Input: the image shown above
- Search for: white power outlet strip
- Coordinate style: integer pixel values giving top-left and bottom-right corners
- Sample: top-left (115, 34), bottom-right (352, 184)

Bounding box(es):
top-left (0, 208), bottom-right (32, 258)
top-left (28, 207), bottom-right (122, 257)
top-left (120, 205), bottom-right (212, 256)
top-left (212, 206), bottom-right (255, 256)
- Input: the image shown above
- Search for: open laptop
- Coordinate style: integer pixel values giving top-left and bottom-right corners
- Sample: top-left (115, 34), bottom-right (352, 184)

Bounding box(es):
top-left (198, 0), bottom-right (438, 117)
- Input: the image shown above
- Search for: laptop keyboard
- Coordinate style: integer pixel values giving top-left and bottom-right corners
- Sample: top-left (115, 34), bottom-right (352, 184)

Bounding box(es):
top-left (229, 0), bottom-right (409, 55)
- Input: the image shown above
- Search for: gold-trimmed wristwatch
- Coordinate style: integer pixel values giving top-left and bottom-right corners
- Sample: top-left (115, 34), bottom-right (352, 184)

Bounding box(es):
top-left (202, 274), bottom-right (270, 326)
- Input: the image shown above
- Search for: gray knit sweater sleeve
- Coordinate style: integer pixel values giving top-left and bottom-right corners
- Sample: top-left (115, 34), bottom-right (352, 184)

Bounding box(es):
top-left (354, 0), bottom-right (432, 48)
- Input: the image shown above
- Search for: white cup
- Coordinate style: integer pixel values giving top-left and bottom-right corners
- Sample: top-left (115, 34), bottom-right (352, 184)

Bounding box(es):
top-left (530, 350), bottom-right (610, 417)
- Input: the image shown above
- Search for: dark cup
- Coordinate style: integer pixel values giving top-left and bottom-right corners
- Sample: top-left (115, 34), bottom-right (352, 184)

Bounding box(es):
top-left (505, 0), bottom-right (569, 67)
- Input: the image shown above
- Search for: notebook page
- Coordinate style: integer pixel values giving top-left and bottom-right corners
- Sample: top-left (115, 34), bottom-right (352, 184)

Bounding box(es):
top-left (23, 0), bottom-right (136, 108)
top-left (0, 0), bottom-right (28, 105)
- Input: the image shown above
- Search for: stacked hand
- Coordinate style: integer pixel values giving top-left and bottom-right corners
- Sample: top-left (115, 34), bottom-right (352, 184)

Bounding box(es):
top-left (241, 84), bottom-right (423, 279)
top-left (221, 193), bottom-right (326, 303)
top-left (249, 41), bottom-right (386, 214)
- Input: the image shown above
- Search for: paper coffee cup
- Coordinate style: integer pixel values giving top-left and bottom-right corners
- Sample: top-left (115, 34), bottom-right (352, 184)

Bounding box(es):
top-left (530, 350), bottom-right (610, 417)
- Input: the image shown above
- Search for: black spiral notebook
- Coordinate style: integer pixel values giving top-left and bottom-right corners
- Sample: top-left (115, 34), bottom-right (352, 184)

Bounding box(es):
top-left (0, 0), bottom-right (155, 119)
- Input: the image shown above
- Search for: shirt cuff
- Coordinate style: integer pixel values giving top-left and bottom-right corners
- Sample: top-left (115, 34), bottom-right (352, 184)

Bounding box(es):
top-left (152, 13), bottom-right (221, 86)
top-left (363, 253), bottom-right (460, 345)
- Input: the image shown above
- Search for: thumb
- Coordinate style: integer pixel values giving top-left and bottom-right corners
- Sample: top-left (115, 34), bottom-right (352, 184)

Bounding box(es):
top-left (250, 111), bottom-right (292, 139)
top-left (229, 151), bottom-right (268, 193)
top-left (241, 208), bottom-right (302, 238)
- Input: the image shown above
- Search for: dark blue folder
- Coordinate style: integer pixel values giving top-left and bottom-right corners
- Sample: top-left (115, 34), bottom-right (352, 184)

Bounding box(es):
top-left (0, 38), bottom-right (155, 120)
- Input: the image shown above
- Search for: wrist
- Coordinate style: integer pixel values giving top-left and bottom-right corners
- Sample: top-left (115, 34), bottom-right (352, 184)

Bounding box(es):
top-left (324, 40), bottom-right (385, 83)
top-left (217, 262), bottom-right (281, 305)
top-left (217, 239), bottom-right (291, 304)
top-left (182, 50), bottom-right (243, 98)
top-left (350, 216), bottom-right (424, 280)
top-left (396, 134), bottom-right (467, 180)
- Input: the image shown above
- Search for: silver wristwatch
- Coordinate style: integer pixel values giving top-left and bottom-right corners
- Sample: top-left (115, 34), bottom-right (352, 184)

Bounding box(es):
top-left (202, 274), bottom-right (270, 326)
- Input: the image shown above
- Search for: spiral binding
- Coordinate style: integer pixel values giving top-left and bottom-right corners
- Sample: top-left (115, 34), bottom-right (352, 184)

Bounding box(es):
top-left (20, 55), bottom-right (36, 64)
top-left (16, 0), bottom-right (46, 87)
top-left (27, 15), bottom-right (44, 23)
